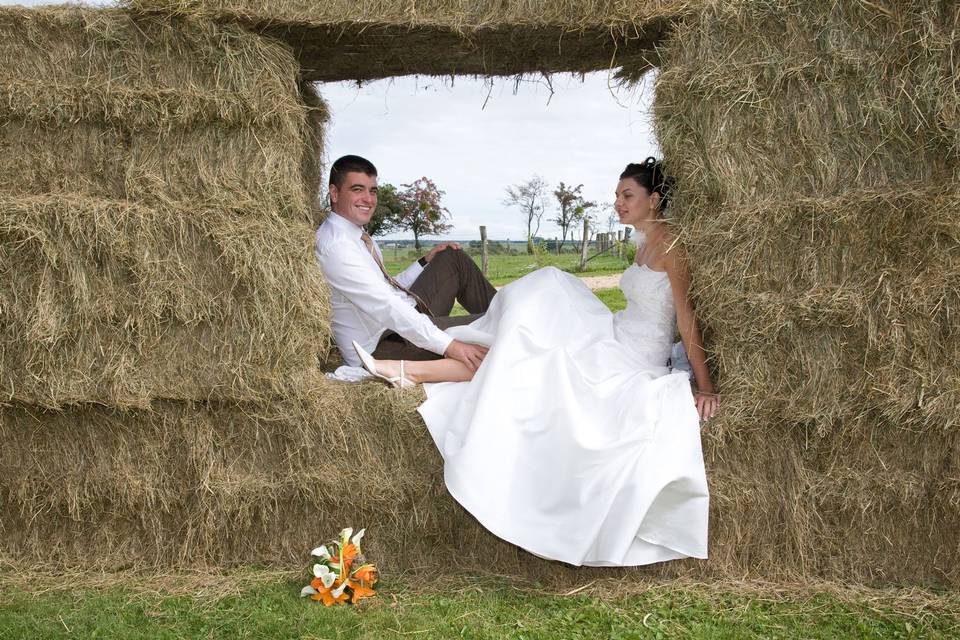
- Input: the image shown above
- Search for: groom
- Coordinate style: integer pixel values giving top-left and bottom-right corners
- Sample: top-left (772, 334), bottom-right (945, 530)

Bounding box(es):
top-left (315, 155), bottom-right (496, 371)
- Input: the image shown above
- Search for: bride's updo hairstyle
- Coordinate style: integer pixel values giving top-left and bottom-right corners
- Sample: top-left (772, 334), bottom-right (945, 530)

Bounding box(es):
top-left (620, 157), bottom-right (674, 216)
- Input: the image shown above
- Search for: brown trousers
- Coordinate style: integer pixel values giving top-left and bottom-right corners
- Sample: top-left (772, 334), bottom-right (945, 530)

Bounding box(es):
top-left (372, 248), bottom-right (497, 360)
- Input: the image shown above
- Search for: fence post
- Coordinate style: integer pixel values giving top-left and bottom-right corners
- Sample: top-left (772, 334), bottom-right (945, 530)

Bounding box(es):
top-left (617, 230), bottom-right (623, 258)
top-left (479, 225), bottom-right (488, 276)
top-left (623, 227), bottom-right (632, 244)
top-left (579, 219), bottom-right (589, 272)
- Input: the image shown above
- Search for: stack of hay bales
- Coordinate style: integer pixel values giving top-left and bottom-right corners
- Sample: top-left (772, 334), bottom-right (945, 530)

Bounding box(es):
top-left (0, 6), bottom-right (491, 571)
top-left (1, 2), bottom-right (701, 572)
top-left (6, 0), bottom-right (956, 588)
top-left (0, 7), bottom-right (374, 567)
top-left (653, 0), bottom-right (960, 584)
top-left (0, 7), bottom-right (331, 407)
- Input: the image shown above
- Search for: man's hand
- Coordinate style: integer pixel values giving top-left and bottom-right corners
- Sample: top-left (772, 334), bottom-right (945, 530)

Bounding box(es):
top-left (423, 242), bottom-right (463, 263)
top-left (444, 339), bottom-right (488, 371)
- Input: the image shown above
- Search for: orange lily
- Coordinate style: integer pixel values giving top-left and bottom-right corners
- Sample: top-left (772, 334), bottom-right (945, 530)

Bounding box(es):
top-left (309, 585), bottom-right (349, 607)
top-left (352, 564), bottom-right (378, 585)
top-left (350, 582), bottom-right (377, 604)
top-left (329, 543), bottom-right (359, 573)
top-left (311, 575), bottom-right (351, 607)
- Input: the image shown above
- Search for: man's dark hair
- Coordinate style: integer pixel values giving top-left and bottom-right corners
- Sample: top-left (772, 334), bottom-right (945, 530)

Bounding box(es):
top-left (329, 155), bottom-right (377, 188)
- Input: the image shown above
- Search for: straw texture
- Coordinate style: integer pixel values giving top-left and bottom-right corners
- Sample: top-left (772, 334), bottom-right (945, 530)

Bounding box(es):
top-left (0, 7), bottom-right (332, 407)
top-left (0, 7), bottom-right (326, 215)
top-left (650, 0), bottom-right (960, 586)
top-left (127, 0), bottom-right (699, 80)
top-left (3, 0), bottom-right (958, 587)
top-left (0, 194), bottom-right (331, 408)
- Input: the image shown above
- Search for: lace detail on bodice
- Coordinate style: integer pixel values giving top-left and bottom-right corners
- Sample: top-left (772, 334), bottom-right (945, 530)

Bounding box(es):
top-left (613, 264), bottom-right (676, 367)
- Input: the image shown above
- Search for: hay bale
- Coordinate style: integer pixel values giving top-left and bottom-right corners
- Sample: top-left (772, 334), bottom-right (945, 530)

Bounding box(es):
top-left (3, 380), bottom-right (956, 585)
top-left (0, 6), bottom-right (327, 217)
top-left (648, 0), bottom-right (960, 586)
top-left (654, 0), bottom-right (959, 202)
top-left (684, 185), bottom-right (960, 432)
top-left (0, 380), bottom-right (471, 569)
top-left (0, 7), bottom-right (334, 406)
top-left (127, 0), bottom-right (698, 80)
top-left (0, 194), bottom-right (331, 408)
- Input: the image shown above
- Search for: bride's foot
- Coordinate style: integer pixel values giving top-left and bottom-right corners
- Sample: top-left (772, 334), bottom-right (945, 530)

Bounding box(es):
top-left (374, 359), bottom-right (407, 382)
top-left (352, 341), bottom-right (415, 388)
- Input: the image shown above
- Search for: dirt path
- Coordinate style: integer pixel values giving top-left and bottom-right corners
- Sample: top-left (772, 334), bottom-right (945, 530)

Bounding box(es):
top-left (577, 274), bottom-right (621, 290)
top-left (494, 273), bottom-right (621, 291)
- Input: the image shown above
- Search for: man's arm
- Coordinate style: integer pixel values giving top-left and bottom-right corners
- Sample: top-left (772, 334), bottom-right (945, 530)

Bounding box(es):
top-left (317, 242), bottom-right (452, 356)
top-left (394, 258), bottom-right (424, 289)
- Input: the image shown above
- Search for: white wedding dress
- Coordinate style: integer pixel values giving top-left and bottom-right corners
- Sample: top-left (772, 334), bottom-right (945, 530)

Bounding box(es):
top-left (418, 265), bottom-right (709, 566)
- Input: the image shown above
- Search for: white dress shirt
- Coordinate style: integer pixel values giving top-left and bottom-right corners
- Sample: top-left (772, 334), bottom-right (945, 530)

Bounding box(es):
top-left (315, 212), bottom-right (453, 366)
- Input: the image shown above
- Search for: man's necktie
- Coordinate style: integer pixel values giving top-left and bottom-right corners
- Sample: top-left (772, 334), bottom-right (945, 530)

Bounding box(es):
top-left (361, 232), bottom-right (435, 317)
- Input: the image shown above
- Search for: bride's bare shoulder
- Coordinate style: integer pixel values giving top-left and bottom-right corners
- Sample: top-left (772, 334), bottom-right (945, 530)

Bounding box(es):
top-left (642, 223), bottom-right (685, 269)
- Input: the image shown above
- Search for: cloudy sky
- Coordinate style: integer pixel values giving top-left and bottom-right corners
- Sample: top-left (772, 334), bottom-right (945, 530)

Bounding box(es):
top-left (321, 72), bottom-right (658, 241)
top-left (8, 0), bottom-right (660, 241)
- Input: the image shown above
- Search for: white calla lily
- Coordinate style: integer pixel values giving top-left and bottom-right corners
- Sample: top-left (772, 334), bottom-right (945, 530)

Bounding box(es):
top-left (300, 585), bottom-right (318, 597)
top-left (310, 545), bottom-right (330, 559)
top-left (313, 563), bottom-right (338, 588)
top-left (351, 529), bottom-right (365, 548)
top-left (339, 527), bottom-right (353, 544)
top-left (331, 580), bottom-right (348, 598)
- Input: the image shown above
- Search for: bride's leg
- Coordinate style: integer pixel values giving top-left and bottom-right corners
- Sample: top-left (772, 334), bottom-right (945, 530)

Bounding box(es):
top-left (376, 358), bottom-right (475, 383)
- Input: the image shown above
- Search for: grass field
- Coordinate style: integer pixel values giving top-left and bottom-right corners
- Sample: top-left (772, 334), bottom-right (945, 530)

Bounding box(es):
top-left (2, 572), bottom-right (958, 639)
top-left (383, 249), bottom-right (632, 287)
top-left (387, 250), bottom-right (630, 315)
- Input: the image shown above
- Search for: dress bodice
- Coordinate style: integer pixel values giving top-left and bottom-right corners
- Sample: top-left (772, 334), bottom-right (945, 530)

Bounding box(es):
top-left (613, 263), bottom-right (676, 367)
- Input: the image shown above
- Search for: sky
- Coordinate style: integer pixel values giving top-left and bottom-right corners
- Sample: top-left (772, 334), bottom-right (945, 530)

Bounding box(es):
top-left (7, 0), bottom-right (661, 241)
top-left (321, 73), bottom-right (659, 241)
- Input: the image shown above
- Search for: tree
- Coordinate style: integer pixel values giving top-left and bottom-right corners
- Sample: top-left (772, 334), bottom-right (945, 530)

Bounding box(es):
top-left (504, 176), bottom-right (548, 255)
top-left (365, 183), bottom-right (405, 237)
top-left (552, 182), bottom-right (597, 254)
top-left (397, 177), bottom-right (453, 250)
top-left (604, 203), bottom-right (620, 233)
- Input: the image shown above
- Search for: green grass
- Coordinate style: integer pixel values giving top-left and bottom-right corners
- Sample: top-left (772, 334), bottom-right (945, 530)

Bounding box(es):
top-left (594, 287), bottom-right (627, 313)
top-left (384, 251), bottom-right (631, 287)
top-left (1, 576), bottom-right (956, 639)
top-left (390, 251), bottom-right (629, 317)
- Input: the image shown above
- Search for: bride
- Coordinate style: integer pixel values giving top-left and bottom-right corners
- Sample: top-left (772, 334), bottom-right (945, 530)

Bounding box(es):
top-left (355, 158), bottom-right (717, 566)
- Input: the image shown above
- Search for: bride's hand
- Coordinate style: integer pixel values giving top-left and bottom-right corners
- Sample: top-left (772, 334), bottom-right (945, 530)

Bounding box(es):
top-left (693, 392), bottom-right (719, 422)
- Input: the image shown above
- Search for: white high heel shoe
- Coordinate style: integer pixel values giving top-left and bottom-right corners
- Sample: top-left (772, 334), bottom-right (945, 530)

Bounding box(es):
top-left (352, 340), bottom-right (415, 389)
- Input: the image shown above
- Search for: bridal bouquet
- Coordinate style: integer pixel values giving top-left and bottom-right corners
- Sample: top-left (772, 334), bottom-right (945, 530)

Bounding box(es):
top-left (300, 527), bottom-right (378, 606)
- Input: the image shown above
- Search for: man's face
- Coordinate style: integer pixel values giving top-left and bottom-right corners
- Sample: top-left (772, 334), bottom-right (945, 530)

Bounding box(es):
top-left (330, 171), bottom-right (378, 227)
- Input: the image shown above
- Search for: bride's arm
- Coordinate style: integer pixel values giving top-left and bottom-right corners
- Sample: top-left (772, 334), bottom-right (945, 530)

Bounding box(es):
top-left (663, 241), bottom-right (719, 421)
